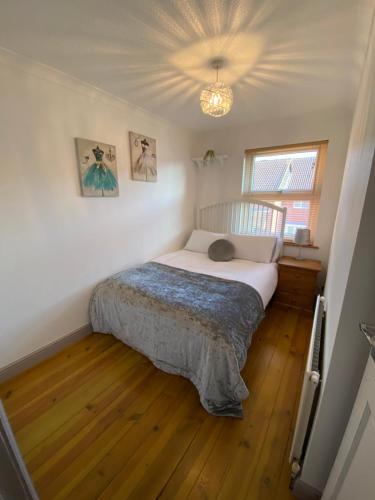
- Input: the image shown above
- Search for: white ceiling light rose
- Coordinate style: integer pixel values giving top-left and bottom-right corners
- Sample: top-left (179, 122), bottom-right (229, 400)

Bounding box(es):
top-left (200, 58), bottom-right (233, 118)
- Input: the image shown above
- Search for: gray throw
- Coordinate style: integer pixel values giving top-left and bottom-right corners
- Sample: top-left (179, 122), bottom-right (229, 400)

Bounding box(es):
top-left (89, 262), bottom-right (264, 417)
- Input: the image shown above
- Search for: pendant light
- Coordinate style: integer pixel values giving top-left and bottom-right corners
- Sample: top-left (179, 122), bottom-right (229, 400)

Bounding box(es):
top-left (200, 59), bottom-right (233, 118)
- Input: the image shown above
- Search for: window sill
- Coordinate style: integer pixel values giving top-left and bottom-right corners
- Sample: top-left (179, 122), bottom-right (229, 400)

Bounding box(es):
top-left (283, 241), bottom-right (319, 250)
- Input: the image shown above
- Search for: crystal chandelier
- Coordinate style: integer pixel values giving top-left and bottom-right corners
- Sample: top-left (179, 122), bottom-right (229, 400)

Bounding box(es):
top-left (200, 59), bottom-right (233, 118)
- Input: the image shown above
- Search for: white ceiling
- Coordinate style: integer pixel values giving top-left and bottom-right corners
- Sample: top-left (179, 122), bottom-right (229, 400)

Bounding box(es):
top-left (0, 0), bottom-right (373, 130)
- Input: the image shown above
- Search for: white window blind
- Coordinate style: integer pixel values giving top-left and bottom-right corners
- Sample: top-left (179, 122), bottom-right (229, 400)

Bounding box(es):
top-left (242, 141), bottom-right (328, 241)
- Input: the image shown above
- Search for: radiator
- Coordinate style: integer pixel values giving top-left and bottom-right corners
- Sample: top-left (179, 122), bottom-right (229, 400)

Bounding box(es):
top-left (290, 295), bottom-right (325, 478)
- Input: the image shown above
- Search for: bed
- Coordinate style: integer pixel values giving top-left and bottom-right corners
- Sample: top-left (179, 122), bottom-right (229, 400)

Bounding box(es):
top-left (90, 199), bottom-right (287, 417)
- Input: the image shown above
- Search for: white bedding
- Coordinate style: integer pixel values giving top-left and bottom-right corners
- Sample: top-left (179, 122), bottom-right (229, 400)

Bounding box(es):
top-left (153, 249), bottom-right (277, 307)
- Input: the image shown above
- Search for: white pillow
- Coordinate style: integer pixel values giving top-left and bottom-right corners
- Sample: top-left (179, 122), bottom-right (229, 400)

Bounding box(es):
top-left (272, 238), bottom-right (283, 262)
top-left (185, 230), bottom-right (228, 253)
top-left (228, 234), bottom-right (277, 263)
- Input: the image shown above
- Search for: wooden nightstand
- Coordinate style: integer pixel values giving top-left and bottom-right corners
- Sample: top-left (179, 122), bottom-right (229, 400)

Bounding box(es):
top-left (274, 257), bottom-right (322, 313)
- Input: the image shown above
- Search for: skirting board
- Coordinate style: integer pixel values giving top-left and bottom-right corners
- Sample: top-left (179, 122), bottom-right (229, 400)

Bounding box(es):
top-left (293, 478), bottom-right (322, 500)
top-left (0, 324), bottom-right (92, 383)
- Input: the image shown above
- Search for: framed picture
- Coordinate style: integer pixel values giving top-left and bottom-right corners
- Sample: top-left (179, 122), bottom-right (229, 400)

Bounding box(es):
top-left (129, 132), bottom-right (157, 182)
top-left (75, 138), bottom-right (119, 197)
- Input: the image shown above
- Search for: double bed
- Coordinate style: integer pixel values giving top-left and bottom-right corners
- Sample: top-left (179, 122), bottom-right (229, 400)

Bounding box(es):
top-left (90, 199), bottom-right (287, 417)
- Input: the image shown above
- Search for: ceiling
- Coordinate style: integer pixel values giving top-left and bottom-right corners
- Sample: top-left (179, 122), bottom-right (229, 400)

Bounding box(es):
top-left (0, 0), bottom-right (373, 130)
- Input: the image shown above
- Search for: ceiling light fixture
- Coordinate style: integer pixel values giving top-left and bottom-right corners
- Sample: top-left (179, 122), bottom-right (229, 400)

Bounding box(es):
top-left (200, 59), bottom-right (233, 118)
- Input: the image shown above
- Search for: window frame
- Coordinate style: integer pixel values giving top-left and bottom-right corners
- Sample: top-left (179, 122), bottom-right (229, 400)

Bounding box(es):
top-left (242, 140), bottom-right (328, 242)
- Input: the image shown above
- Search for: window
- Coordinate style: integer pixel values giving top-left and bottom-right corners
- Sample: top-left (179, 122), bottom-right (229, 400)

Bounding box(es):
top-left (242, 141), bottom-right (328, 241)
top-left (293, 201), bottom-right (309, 209)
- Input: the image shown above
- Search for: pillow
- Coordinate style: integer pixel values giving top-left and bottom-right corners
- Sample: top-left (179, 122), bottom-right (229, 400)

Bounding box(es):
top-left (272, 238), bottom-right (283, 262)
top-left (208, 239), bottom-right (235, 262)
top-left (228, 234), bottom-right (277, 263)
top-left (185, 230), bottom-right (228, 253)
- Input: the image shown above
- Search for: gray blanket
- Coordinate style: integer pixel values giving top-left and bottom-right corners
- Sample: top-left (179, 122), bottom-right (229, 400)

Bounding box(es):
top-left (89, 262), bottom-right (264, 417)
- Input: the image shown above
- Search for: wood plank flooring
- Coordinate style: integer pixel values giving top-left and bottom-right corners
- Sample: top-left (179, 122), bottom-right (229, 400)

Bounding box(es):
top-left (0, 305), bottom-right (311, 499)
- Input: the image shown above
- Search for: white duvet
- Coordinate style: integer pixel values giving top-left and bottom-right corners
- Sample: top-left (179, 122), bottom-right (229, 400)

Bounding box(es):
top-left (153, 249), bottom-right (277, 307)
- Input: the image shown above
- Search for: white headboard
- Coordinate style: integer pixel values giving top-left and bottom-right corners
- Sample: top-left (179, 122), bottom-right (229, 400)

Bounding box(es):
top-left (197, 198), bottom-right (287, 239)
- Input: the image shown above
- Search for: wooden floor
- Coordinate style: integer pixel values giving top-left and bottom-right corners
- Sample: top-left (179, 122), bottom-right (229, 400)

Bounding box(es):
top-left (0, 305), bottom-right (311, 500)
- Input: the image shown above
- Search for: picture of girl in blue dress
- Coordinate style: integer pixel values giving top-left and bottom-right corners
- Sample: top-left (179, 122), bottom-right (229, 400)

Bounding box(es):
top-left (76, 139), bottom-right (119, 197)
top-left (83, 145), bottom-right (118, 193)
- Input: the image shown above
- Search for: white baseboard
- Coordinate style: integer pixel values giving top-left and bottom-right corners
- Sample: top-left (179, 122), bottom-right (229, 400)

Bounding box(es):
top-left (0, 324), bottom-right (92, 383)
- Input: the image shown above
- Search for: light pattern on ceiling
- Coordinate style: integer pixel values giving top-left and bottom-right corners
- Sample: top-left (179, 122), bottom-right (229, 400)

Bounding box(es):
top-left (0, 0), bottom-right (371, 129)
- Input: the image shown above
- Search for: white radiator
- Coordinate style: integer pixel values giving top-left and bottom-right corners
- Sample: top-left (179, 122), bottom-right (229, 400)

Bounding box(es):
top-left (290, 295), bottom-right (325, 478)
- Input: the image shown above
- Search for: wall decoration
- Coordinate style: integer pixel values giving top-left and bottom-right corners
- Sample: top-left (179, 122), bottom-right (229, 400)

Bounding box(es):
top-left (75, 138), bottom-right (119, 197)
top-left (129, 132), bottom-right (157, 182)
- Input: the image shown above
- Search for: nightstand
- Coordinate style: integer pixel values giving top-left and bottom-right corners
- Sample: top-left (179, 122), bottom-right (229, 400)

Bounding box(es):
top-left (274, 257), bottom-right (322, 313)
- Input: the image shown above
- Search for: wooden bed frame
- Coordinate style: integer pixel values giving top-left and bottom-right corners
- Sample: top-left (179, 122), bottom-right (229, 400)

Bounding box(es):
top-left (197, 197), bottom-right (287, 240)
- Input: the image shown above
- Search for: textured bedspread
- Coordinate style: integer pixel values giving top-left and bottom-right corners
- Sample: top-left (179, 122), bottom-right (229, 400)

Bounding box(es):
top-left (89, 262), bottom-right (264, 417)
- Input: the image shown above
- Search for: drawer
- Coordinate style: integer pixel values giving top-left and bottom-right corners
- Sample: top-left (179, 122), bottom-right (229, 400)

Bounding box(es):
top-left (274, 290), bottom-right (315, 310)
top-left (278, 267), bottom-right (317, 283)
top-left (278, 274), bottom-right (316, 295)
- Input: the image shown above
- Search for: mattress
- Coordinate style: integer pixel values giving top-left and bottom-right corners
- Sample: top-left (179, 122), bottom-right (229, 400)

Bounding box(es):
top-left (153, 249), bottom-right (278, 307)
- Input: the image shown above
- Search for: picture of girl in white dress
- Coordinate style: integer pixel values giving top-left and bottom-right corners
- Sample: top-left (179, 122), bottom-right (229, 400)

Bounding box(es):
top-left (129, 132), bottom-right (157, 182)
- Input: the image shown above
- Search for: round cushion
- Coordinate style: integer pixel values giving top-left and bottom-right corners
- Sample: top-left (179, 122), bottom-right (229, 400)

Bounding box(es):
top-left (208, 239), bottom-right (235, 262)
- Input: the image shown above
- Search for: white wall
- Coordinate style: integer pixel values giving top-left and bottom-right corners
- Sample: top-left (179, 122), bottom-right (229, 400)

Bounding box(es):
top-left (193, 108), bottom-right (353, 270)
top-left (301, 12), bottom-right (375, 492)
top-left (0, 49), bottom-right (196, 369)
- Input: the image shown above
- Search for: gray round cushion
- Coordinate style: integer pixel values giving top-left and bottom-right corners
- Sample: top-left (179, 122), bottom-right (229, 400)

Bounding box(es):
top-left (208, 239), bottom-right (235, 262)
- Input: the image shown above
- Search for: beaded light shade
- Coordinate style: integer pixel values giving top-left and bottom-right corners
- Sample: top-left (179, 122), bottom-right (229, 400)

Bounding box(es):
top-left (200, 59), bottom-right (233, 118)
